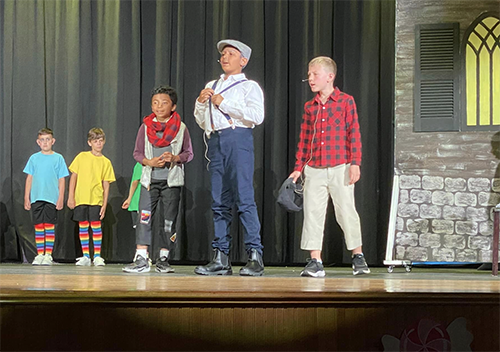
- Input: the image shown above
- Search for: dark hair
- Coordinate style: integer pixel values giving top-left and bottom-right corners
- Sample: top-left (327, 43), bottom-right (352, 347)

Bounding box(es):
top-left (151, 86), bottom-right (178, 105)
top-left (38, 127), bottom-right (54, 137)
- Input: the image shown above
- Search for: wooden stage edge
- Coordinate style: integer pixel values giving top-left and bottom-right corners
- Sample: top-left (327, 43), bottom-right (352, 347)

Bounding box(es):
top-left (1, 264), bottom-right (500, 303)
top-left (1, 264), bottom-right (499, 351)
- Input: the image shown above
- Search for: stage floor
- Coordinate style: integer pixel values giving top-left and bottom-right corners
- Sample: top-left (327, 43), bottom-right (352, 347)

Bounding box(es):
top-left (1, 263), bottom-right (499, 298)
top-left (1, 264), bottom-right (499, 351)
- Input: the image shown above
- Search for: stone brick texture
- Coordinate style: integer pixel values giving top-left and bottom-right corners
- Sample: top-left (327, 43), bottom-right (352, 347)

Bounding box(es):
top-left (393, 0), bottom-right (500, 264)
top-left (394, 176), bottom-right (500, 262)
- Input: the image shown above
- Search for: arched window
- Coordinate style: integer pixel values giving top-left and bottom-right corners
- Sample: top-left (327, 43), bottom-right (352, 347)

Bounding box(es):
top-left (463, 13), bottom-right (500, 131)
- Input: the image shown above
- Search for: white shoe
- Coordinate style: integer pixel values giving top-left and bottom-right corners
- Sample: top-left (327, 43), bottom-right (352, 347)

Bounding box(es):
top-left (93, 256), bottom-right (105, 266)
top-left (32, 254), bottom-right (44, 266)
top-left (76, 256), bottom-right (91, 266)
top-left (41, 254), bottom-right (54, 266)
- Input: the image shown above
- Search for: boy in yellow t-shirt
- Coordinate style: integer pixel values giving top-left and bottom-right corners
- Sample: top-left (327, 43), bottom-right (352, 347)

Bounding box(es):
top-left (67, 128), bottom-right (116, 266)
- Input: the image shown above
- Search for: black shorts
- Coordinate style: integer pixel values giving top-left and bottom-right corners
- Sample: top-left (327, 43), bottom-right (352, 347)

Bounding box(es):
top-left (73, 205), bottom-right (101, 222)
top-left (31, 201), bottom-right (57, 224)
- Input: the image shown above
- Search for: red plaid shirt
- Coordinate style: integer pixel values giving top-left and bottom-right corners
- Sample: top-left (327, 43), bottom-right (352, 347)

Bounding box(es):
top-left (294, 87), bottom-right (362, 171)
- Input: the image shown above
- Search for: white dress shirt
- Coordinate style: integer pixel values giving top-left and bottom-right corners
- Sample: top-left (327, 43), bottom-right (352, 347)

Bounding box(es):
top-left (194, 73), bottom-right (264, 136)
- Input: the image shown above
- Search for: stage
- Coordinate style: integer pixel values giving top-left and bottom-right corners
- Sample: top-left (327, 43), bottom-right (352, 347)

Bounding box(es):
top-left (1, 264), bottom-right (499, 351)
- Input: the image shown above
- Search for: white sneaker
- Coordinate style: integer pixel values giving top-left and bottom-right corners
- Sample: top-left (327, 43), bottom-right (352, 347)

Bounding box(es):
top-left (32, 254), bottom-right (44, 266)
top-left (75, 256), bottom-right (91, 266)
top-left (93, 256), bottom-right (105, 266)
top-left (41, 254), bottom-right (54, 266)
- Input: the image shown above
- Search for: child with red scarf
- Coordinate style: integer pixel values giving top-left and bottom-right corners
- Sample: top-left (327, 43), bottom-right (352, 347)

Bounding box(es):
top-left (123, 86), bottom-right (193, 273)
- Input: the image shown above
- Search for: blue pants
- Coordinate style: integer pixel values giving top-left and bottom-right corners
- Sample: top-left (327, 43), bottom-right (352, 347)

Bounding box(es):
top-left (207, 127), bottom-right (263, 255)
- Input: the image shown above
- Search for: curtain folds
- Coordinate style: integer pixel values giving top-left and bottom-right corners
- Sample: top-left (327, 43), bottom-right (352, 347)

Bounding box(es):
top-left (0, 0), bottom-right (395, 266)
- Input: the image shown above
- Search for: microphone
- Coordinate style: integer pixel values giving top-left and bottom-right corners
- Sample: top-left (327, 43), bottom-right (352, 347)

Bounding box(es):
top-left (302, 79), bottom-right (308, 82)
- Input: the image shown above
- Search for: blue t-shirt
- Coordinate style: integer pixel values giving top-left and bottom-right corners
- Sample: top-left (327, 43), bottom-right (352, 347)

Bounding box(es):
top-left (23, 152), bottom-right (70, 205)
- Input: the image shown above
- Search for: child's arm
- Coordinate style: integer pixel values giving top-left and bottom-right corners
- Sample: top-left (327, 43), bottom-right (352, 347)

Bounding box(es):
top-left (345, 96), bottom-right (362, 185)
top-left (194, 82), bottom-right (214, 129)
top-left (56, 177), bottom-right (66, 210)
top-left (134, 124), bottom-right (166, 168)
top-left (161, 129), bottom-right (194, 166)
top-left (290, 107), bottom-right (311, 181)
top-left (122, 179), bottom-right (140, 209)
top-left (215, 81), bottom-right (264, 125)
top-left (349, 165), bottom-right (360, 185)
top-left (24, 175), bottom-right (33, 211)
top-left (100, 181), bottom-right (110, 220)
top-left (67, 173), bottom-right (77, 209)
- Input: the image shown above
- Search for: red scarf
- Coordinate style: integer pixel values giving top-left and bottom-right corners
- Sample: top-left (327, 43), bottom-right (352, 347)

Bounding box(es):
top-left (143, 112), bottom-right (181, 147)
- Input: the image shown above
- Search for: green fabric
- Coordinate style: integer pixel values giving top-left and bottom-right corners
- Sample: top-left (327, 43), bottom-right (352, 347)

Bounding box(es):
top-left (128, 163), bottom-right (142, 212)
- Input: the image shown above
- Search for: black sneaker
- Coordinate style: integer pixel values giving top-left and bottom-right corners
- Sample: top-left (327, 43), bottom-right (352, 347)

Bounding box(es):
top-left (122, 254), bottom-right (151, 273)
top-left (300, 259), bottom-right (326, 278)
top-left (156, 256), bottom-right (175, 273)
top-left (352, 254), bottom-right (370, 275)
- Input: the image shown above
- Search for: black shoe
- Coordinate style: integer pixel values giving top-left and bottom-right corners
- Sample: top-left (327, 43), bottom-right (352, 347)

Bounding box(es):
top-left (239, 248), bottom-right (264, 276)
top-left (156, 256), bottom-right (175, 273)
top-left (352, 254), bottom-right (370, 276)
top-left (300, 259), bottom-right (326, 277)
top-left (194, 249), bottom-right (232, 275)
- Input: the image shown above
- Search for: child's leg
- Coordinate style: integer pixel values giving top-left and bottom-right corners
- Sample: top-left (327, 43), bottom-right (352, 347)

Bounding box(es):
top-left (310, 250), bottom-right (322, 261)
top-left (158, 186), bottom-right (181, 259)
top-left (90, 221), bottom-right (102, 258)
top-left (79, 221), bottom-right (90, 258)
top-left (136, 183), bottom-right (161, 252)
top-left (327, 164), bottom-right (363, 251)
top-left (301, 166), bottom-right (330, 251)
top-left (44, 223), bottom-right (55, 256)
top-left (34, 224), bottom-right (45, 255)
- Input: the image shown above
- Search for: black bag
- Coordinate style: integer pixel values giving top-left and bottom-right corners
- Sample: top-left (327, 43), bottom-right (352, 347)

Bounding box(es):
top-left (277, 178), bottom-right (303, 212)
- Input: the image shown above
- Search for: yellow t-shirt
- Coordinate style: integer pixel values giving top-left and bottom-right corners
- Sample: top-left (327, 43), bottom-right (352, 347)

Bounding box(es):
top-left (69, 151), bottom-right (116, 206)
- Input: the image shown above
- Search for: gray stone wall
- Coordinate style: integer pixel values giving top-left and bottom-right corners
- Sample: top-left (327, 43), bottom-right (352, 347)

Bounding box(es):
top-left (396, 175), bottom-right (500, 262)
top-left (394, 0), bottom-right (500, 262)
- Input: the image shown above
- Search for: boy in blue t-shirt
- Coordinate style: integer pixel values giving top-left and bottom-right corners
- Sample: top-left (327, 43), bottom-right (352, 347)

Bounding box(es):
top-left (23, 128), bottom-right (69, 265)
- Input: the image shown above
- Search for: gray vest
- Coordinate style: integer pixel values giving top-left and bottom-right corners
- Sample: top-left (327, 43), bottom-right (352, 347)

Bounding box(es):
top-left (140, 122), bottom-right (186, 189)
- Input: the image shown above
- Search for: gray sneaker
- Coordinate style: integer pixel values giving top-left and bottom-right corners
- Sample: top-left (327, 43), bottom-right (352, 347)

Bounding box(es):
top-left (300, 259), bottom-right (326, 278)
top-left (155, 256), bottom-right (175, 273)
top-left (122, 254), bottom-right (151, 273)
top-left (352, 254), bottom-right (370, 275)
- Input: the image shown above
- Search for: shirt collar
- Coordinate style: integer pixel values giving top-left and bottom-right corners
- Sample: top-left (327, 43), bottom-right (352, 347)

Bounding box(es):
top-left (313, 87), bottom-right (340, 104)
top-left (220, 72), bottom-right (246, 82)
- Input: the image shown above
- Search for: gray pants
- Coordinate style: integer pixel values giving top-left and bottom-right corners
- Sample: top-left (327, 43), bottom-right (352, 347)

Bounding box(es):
top-left (137, 180), bottom-right (181, 251)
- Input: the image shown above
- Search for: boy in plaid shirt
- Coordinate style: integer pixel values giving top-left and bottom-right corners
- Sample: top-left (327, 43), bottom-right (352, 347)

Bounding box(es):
top-left (289, 56), bottom-right (370, 277)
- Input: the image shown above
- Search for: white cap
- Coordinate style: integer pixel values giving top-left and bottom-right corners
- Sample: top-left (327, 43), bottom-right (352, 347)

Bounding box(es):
top-left (217, 39), bottom-right (252, 61)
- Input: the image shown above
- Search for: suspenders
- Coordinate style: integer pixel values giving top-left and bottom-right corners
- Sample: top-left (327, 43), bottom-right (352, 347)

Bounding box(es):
top-left (209, 79), bottom-right (247, 130)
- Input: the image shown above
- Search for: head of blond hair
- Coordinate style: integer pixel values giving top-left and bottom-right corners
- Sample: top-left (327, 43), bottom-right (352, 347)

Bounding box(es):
top-left (88, 127), bottom-right (106, 141)
top-left (308, 56), bottom-right (337, 76)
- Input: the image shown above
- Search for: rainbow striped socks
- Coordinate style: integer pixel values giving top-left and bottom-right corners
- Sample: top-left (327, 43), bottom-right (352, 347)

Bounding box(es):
top-left (79, 221), bottom-right (90, 258)
top-left (44, 223), bottom-right (55, 255)
top-left (34, 224), bottom-right (45, 255)
top-left (91, 221), bottom-right (102, 258)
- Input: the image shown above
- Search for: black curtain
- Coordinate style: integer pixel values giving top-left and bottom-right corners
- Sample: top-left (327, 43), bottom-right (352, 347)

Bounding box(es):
top-left (0, 0), bottom-right (394, 266)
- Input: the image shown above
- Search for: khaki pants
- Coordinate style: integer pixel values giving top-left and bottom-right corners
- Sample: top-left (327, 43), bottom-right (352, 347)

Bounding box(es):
top-left (301, 164), bottom-right (362, 251)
